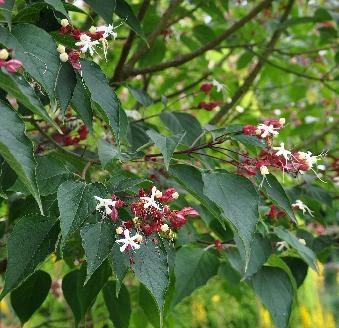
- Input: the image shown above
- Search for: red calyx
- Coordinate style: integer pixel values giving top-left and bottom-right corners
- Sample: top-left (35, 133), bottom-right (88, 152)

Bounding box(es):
top-left (200, 83), bottom-right (214, 94)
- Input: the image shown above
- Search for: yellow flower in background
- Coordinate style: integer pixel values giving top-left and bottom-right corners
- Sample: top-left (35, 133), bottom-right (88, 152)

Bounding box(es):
top-left (192, 299), bottom-right (207, 325)
top-left (299, 304), bottom-right (312, 328)
top-left (211, 294), bottom-right (221, 303)
top-left (324, 311), bottom-right (336, 328)
top-left (259, 304), bottom-right (272, 328)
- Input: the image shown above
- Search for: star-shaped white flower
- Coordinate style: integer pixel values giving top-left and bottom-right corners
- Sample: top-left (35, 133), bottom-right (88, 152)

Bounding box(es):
top-left (75, 34), bottom-right (99, 56)
top-left (97, 24), bottom-right (118, 39)
top-left (273, 142), bottom-right (291, 161)
top-left (212, 79), bottom-right (224, 93)
top-left (257, 124), bottom-right (279, 138)
top-left (292, 200), bottom-right (314, 216)
top-left (94, 196), bottom-right (117, 215)
top-left (140, 186), bottom-right (162, 210)
top-left (116, 230), bottom-right (141, 252)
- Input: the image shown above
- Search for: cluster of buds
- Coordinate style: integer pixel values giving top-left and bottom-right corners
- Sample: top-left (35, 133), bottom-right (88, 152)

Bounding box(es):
top-left (94, 186), bottom-right (199, 253)
top-left (58, 18), bottom-right (118, 66)
top-left (238, 118), bottom-right (322, 179)
top-left (267, 204), bottom-right (286, 219)
top-left (198, 79), bottom-right (226, 111)
top-left (52, 113), bottom-right (89, 146)
top-left (0, 48), bottom-right (22, 73)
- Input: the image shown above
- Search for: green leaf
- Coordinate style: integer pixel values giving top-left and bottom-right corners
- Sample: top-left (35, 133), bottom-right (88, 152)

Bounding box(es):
top-left (228, 234), bottom-right (272, 278)
top-left (10, 270), bottom-right (51, 324)
top-left (139, 39), bottom-right (166, 67)
top-left (0, 0), bottom-right (14, 27)
top-left (0, 214), bottom-right (59, 299)
top-left (203, 171), bottom-right (259, 264)
top-left (0, 24), bottom-right (61, 101)
top-left (111, 243), bottom-right (130, 295)
top-left (0, 101), bottom-right (43, 213)
top-left (80, 59), bottom-right (128, 144)
top-left (115, 0), bottom-right (146, 40)
top-left (127, 85), bottom-right (153, 108)
top-left (232, 134), bottom-right (266, 148)
top-left (133, 238), bottom-right (169, 315)
top-left (274, 226), bottom-right (318, 271)
top-left (146, 130), bottom-right (185, 170)
top-left (172, 246), bottom-right (219, 306)
top-left (283, 256), bottom-right (308, 288)
top-left (98, 139), bottom-right (142, 167)
top-left (103, 281), bottom-right (131, 328)
top-left (139, 284), bottom-right (160, 328)
top-left (259, 174), bottom-right (296, 222)
top-left (62, 262), bottom-right (111, 325)
top-left (55, 62), bottom-right (76, 113)
top-left (44, 0), bottom-right (70, 19)
top-left (160, 112), bottom-right (203, 146)
top-left (36, 155), bottom-right (70, 196)
top-left (83, 0), bottom-right (114, 24)
top-left (251, 266), bottom-right (293, 328)
top-left (0, 70), bottom-right (59, 130)
top-left (80, 221), bottom-right (116, 283)
top-left (71, 74), bottom-right (93, 131)
top-left (57, 180), bottom-right (107, 243)
top-left (169, 164), bottom-right (220, 219)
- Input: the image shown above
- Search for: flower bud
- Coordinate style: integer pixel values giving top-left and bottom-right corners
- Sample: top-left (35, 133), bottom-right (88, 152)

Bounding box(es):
top-left (226, 97), bottom-right (232, 104)
top-left (59, 52), bottom-right (69, 62)
top-left (60, 19), bottom-right (69, 27)
top-left (279, 117), bottom-right (286, 125)
top-left (172, 191), bottom-right (179, 199)
top-left (255, 128), bottom-right (262, 135)
top-left (0, 49), bottom-right (9, 60)
top-left (260, 165), bottom-right (269, 175)
top-left (161, 224), bottom-right (169, 232)
top-left (299, 238), bottom-right (306, 245)
top-left (80, 34), bottom-right (88, 41)
top-left (155, 190), bottom-right (162, 198)
top-left (135, 234), bottom-right (143, 243)
top-left (133, 217), bottom-right (139, 224)
top-left (57, 44), bottom-right (66, 54)
top-left (116, 227), bottom-right (123, 235)
top-left (89, 26), bottom-right (97, 33)
top-left (235, 105), bottom-right (244, 113)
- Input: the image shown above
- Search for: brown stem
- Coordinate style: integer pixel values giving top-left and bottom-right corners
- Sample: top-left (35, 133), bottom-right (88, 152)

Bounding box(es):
top-left (125, 0), bottom-right (272, 77)
top-left (209, 0), bottom-right (295, 125)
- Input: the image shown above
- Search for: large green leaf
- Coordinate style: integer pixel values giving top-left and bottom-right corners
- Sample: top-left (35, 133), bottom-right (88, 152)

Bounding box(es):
top-left (71, 74), bottom-right (93, 131)
top-left (0, 214), bottom-right (59, 299)
top-left (139, 284), bottom-right (161, 328)
top-left (172, 246), bottom-right (219, 306)
top-left (259, 174), bottom-right (296, 222)
top-left (146, 130), bottom-right (185, 170)
top-left (0, 24), bottom-right (60, 101)
top-left (103, 281), bottom-right (131, 328)
top-left (203, 171), bottom-right (260, 264)
top-left (127, 85), bottom-right (153, 108)
top-left (169, 164), bottom-right (220, 219)
top-left (36, 155), bottom-right (70, 196)
top-left (0, 0), bottom-right (14, 26)
top-left (80, 59), bottom-right (128, 144)
top-left (0, 69), bottom-right (59, 130)
top-left (44, 0), bottom-right (69, 19)
top-left (10, 270), bottom-right (51, 324)
top-left (55, 62), bottom-right (76, 113)
top-left (80, 221), bottom-right (116, 283)
top-left (0, 101), bottom-right (42, 212)
top-left (62, 262), bottom-right (111, 325)
top-left (111, 243), bottom-right (130, 296)
top-left (57, 180), bottom-right (107, 243)
top-left (251, 266), bottom-right (294, 328)
top-left (160, 112), bottom-right (203, 146)
top-left (133, 238), bottom-right (169, 315)
top-left (274, 226), bottom-right (318, 271)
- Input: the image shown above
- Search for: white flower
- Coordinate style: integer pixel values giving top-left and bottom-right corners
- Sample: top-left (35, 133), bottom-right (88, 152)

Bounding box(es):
top-left (172, 191), bottom-right (179, 199)
top-left (116, 229), bottom-right (141, 252)
top-left (212, 79), bottom-right (224, 92)
top-left (94, 196), bottom-right (117, 215)
top-left (298, 151), bottom-right (318, 169)
top-left (125, 110), bottom-right (142, 120)
top-left (317, 164), bottom-right (326, 171)
top-left (257, 124), bottom-right (279, 138)
top-left (292, 199), bottom-right (314, 216)
top-left (226, 97), bottom-right (232, 104)
top-left (273, 108), bottom-right (281, 116)
top-left (304, 116), bottom-right (319, 124)
top-left (273, 142), bottom-right (291, 161)
top-left (75, 34), bottom-right (99, 56)
top-left (97, 24), bottom-right (118, 39)
top-left (140, 186), bottom-right (162, 210)
top-left (60, 19), bottom-right (69, 27)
